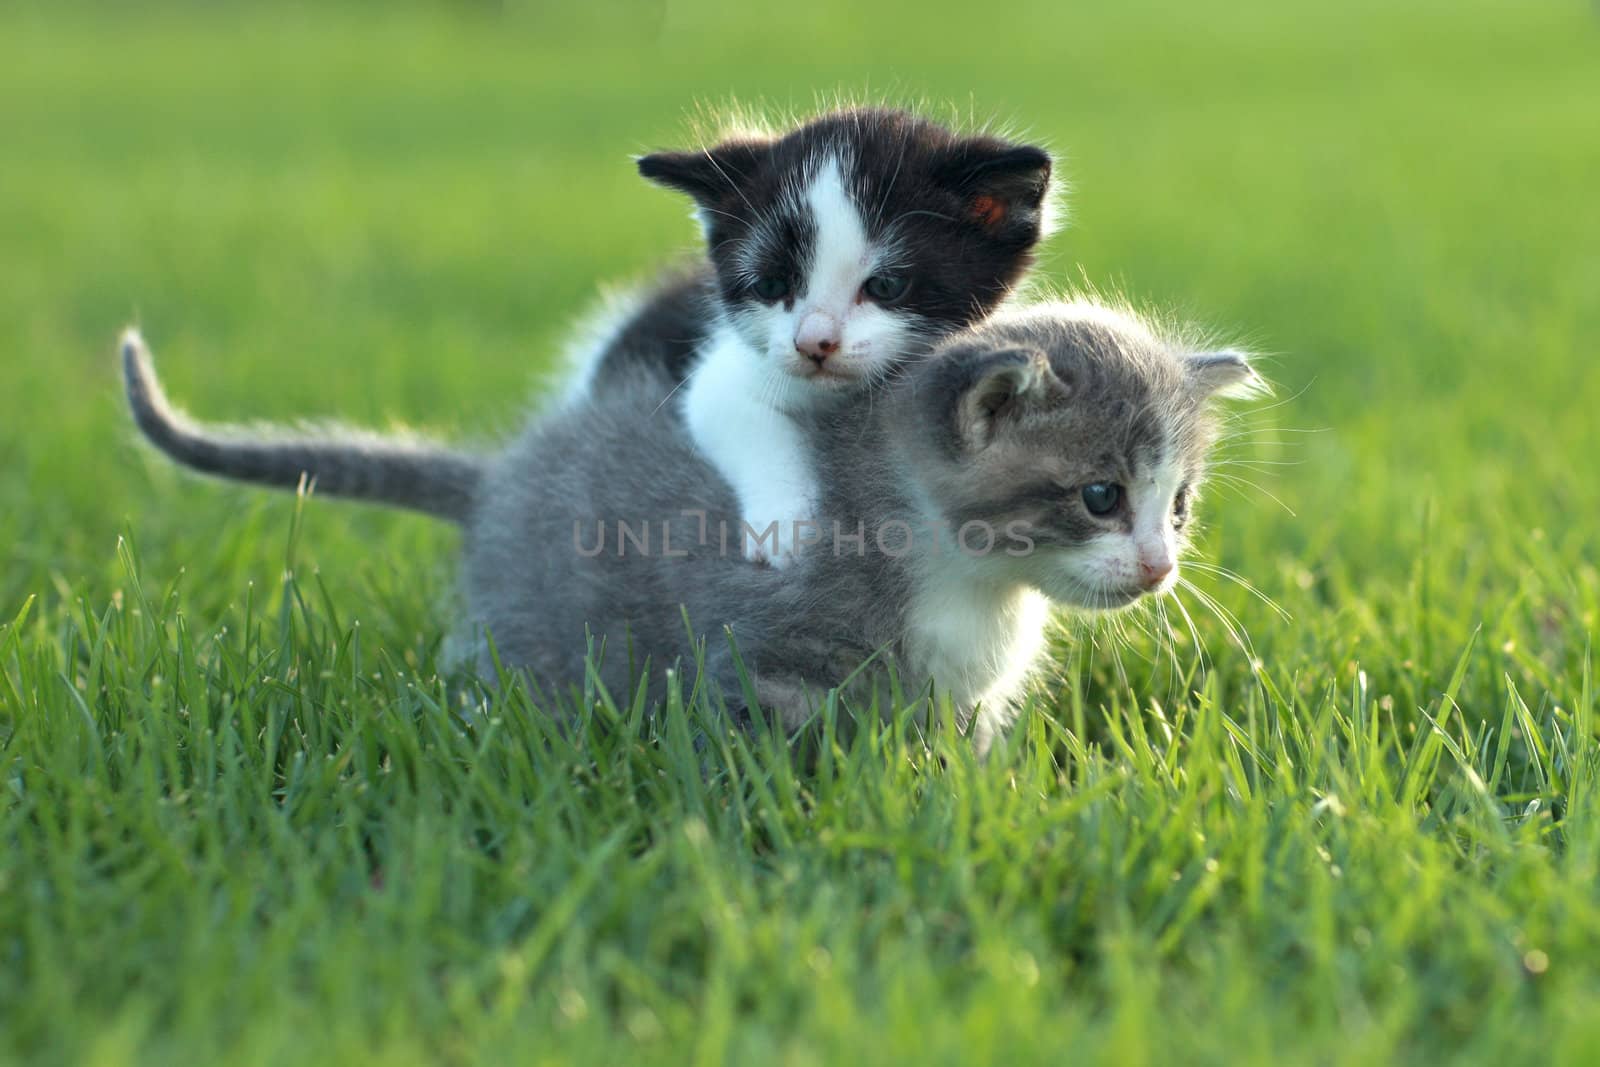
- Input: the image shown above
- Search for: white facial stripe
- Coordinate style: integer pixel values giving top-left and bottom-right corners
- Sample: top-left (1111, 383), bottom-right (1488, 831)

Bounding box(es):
top-left (724, 152), bottom-right (921, 398)
top-left (1130, 452), bottom-right (1187, 566)
top-left (801, 156), bottom-right (872, 310)
top-left (1047, 448), bottom-right (1188, 604)
top-left (1116, 451), bottom-right (1186, 600)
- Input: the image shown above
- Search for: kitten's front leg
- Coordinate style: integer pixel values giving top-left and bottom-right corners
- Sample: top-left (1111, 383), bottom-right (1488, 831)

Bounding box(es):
top-left (683, 361), bottom-right (818, 569)
top-left (734, 429), bottom-right (819, 569)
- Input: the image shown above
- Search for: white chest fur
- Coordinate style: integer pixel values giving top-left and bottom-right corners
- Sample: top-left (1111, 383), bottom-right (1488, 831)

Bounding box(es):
top-left (904, 562), bottom-right (1053, 751)
top-left (680, 324), bottom-right (818, 566)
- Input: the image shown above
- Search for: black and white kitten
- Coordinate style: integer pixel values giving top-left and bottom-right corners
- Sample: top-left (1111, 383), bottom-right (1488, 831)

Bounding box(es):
top-left (568, 108), bottom-right (1056, 565)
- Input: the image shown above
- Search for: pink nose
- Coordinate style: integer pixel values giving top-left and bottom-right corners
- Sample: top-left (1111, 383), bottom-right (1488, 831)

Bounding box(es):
top-left (1139, 558), bottom-right (1175, 588)
top-left (794, 311), bottom-right (842, 363)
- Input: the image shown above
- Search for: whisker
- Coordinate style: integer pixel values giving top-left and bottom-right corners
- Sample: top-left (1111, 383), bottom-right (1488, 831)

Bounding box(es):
top-left (698, 204), bottom-right (756, 228)
top-left (1096, 592), bottom-right (1135, 704)
top-left (1214, 425), bottom-right (1329, 444)
top-left (1184, 560), bottom-right (1291, 622)
top-left (701, 148), bottom-right (759, 218)
top-left (1165, 588), bottom-right (1211, 678)
top-left (1153, 598), bottom-right (1190, 708)
top-left (1177, 577), bottom-right (1261, 672)
top-left (648, 362), bottom-right (701, 417)
top-left (883, 207), bottom-right (960, 228)
top-left (1211, 457), bottom-right (1306, 471)
top-left (874, 136), bottom-right (912, 230)
top-left (1217, 378), bottom-right (1315, 425)
top-left (1205, 472), bottom-right (1298, 517)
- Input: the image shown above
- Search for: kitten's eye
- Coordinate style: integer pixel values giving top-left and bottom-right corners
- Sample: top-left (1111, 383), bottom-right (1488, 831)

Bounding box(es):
top-left (861, 274), bottom-right (910, 304)
top-left (1172, 484), bottom-right (1191, 525)
top-left (1081, 483), bottom-right (1122, 516)
top-left (752, 276), bottom-right (791, 302)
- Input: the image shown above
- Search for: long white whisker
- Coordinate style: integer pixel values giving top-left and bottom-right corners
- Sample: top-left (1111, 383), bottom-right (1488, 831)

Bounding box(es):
top-left (1149, 599), bottom-right (1181, 688)
top-left (698, 204), bottom-right (756, 228)
top-left (1166, 588), bottom-right (1211, 677)
top-left (874, 136), bottom-right (912, 230)
top-left (1185, 561), bottom-right (1291, 622)
top-left (1211, 458), bottom-right (1305, 471)
top-left (1178, 576), bottom-right (1259, 671)
top-left (1213, 425), bottom-right (1328, 443)
top-left (701, 148), bottom-right (759, 218)
top-left (649, 361), bottom-right (703, 417)
top-left (1205, 472), bottom-right (1297, 517)
top-left (1216, 378), bottom-right (1314, 425)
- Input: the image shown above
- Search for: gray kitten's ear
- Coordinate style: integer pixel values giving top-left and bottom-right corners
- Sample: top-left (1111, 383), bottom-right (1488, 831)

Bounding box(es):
top-left (959, 347), bottom-right (1060, 448)
top-left (1187, 349), bottom-right (1268, 400)
top-left (636, 139), bottom-right (772, 207)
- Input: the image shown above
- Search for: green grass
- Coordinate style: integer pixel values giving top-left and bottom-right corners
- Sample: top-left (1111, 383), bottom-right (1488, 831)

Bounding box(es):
top-left (4, 1), bottom-right (1600, 1062)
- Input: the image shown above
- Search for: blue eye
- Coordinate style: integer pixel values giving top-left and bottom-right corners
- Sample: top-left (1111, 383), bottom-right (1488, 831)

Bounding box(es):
top-left (752, 276), bottom-right (791, 302)
top-left (861, 274), bottom-right (910, 303)
top-left (1081, 483), bottom-right (1122, 516)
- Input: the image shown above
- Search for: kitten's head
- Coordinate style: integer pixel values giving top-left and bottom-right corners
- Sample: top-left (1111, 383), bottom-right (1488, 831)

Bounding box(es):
top-left (638, 108), bottom-right (1054, 409)
top-left (902, 301), bottom-right (1264, 610)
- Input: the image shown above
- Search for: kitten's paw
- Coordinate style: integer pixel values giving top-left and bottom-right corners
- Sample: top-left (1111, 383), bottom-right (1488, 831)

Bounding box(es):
top-left (751, 544), bottom-right (801, 570)
top-left (741, 523), bottom-right (796, 569)
top-left (739, 515), bottom-right (811, 569)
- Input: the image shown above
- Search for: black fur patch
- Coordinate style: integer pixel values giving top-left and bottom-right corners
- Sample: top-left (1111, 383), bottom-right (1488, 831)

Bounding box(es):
top-left (592, 108), bottom-right (1054, 387)
top-left (584, 265), bottom-right (717, 392)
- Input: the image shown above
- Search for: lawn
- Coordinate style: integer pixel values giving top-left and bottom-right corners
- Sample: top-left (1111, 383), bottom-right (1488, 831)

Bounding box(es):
top-left (3, 1), bottom-right (1599, 1063)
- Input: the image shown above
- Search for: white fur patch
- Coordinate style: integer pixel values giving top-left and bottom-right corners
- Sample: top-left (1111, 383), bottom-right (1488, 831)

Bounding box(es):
top-left (803, 156), bottom-right (872, 310)
top-left (904, 549), bottom-right (1053, 753)
top-left (730, 154), bottom-right (918, 388)
top-left (681, 320), bottom-right (818, 567)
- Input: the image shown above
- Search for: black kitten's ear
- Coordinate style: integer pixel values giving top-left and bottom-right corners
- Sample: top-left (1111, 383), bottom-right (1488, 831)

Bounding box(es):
top-left (1186, 349), bottom-right (1269, 400)
top-left (958, 345), bottom-right (1061, 448)
top-left (935, 140), bottom-right (1053, 234)
top-left (636, 139), bottom-right (772, 207)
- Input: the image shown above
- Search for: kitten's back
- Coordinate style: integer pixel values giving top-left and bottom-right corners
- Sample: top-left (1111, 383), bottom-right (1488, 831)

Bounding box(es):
top-left (564, 265), bottom-right (717, 400)
top-left (462, 364), bottom-right (793, 700)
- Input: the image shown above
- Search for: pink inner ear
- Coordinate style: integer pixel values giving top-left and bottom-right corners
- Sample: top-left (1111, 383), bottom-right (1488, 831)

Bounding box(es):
top-left (970, 195), bottom-right (1008, 227)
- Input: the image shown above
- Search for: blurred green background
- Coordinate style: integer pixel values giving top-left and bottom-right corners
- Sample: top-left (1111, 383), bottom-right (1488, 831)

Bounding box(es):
top-left (4, 0), bottom-right (1596, 618)
top-left (4, 1), bottom-right (1600, 1062)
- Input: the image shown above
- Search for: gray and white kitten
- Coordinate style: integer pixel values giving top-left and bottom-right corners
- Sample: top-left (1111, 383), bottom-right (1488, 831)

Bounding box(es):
top-left (121, 299), bottom-right (1259, 751)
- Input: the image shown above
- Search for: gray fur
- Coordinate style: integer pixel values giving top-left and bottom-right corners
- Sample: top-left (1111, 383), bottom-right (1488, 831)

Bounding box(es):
top-left (462, 364), bottom-right (783, 705)
top-left (121, 330), bottom-right (483, 522)
top-left (122, 302), bottom-right (1257, 745)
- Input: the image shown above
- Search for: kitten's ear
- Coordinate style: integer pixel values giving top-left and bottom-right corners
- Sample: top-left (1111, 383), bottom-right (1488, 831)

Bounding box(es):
top-left (1187, 349), bottom-right (1269, 400)
top-left (936, 141), bottom-right (1053, 235)
top-left (636, 140), bottom-right (772, 207)
top-left (958, 346), bottom-right (1060, 448)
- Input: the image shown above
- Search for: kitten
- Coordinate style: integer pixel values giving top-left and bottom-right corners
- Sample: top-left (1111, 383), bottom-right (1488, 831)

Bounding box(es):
top-left (571, 108), bottom-right (1056, 566)
top-left (122, 299), bottom-right (1261, 752)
